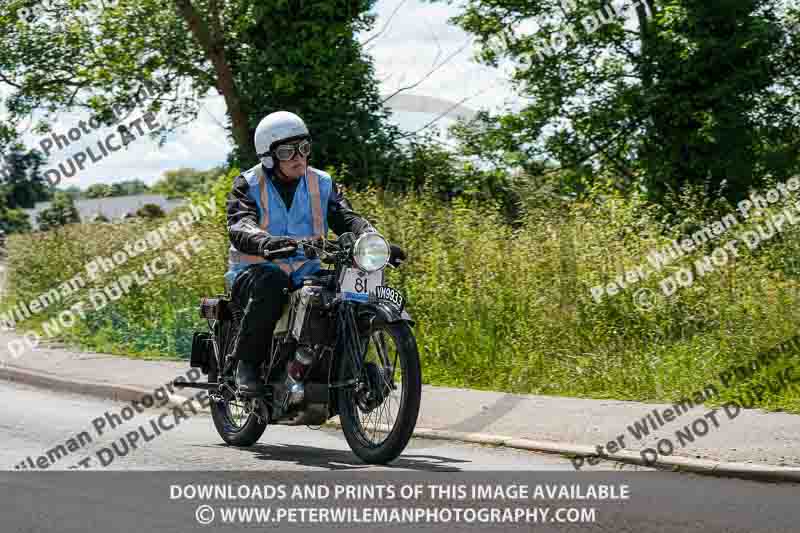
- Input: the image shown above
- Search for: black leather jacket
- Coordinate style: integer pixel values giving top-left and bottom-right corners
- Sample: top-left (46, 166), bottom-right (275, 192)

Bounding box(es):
top-left (226, 166), bottom-right (376, 255)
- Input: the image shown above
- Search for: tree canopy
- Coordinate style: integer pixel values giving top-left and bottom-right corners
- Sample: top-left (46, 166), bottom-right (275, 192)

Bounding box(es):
top-left (81, 180), bottom-right (150, 199)
top-left (437, 0), bottom-right (800, 204)
top-left (0, 140), bottom-right (52, 233)
top-left (150, 166), bottom-right (224, 198)
top-left (1, 0), bottom-right (402, 188)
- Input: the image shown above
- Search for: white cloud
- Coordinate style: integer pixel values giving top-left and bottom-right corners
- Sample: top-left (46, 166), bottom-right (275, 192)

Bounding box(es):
top-left (364, 0), bottom-right (515, 112)
top-left (14, 93), bottom-right (232, 188)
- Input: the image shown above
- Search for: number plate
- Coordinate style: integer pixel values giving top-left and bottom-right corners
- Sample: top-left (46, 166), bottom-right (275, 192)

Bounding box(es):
top-left (375, 285), bottom-right (405, 311)
top-left (339, 268), bottom-right (382, 302)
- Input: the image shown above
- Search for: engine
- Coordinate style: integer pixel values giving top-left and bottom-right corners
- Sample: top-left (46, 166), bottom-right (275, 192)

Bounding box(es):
top-left (269, 281), bottom-right (337, 425)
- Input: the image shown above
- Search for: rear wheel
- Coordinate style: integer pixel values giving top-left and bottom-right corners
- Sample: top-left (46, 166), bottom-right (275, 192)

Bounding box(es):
top-left (208, 318), bottom-right (266, 447)
top-left (336, 321), bottom-right (421, 464)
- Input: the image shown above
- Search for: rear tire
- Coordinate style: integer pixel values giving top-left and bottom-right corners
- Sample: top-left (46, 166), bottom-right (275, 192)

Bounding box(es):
top-left (336, 321), bottom-right (421, 464)
top-left (209, 319), bottom-right (267, 447)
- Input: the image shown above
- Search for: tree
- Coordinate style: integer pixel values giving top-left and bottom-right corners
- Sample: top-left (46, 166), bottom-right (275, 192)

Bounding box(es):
top-left (1, 1), bottom-right (404, 188)
top-left (37, 192), bottom-right (81, 232)
top-left (151, 166), bottom-right (225, 198)
top-left (227, 1), bottom-right (403, 185)
top-left (437, 0), bottom-right (800, 205)
top-left (110, 183), bottom-right (126, 197)
top-left (0, 140), bottom-right (49, 233)
top-left (77, 180), bottom-right (150, 198)
top-left (84, 184), bottom-right (112, 199)
top-left (0, 203), bottom-right (31, 234)
top-left (59, 185), bottom-right (83, 199)
top-left (0, 142), bottom-right (51, 208)
top-left (116, 179), bottom-right (150, 196)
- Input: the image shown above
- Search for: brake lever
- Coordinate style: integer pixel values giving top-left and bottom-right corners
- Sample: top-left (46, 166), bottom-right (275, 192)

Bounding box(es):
top-left (263, 246), bottom-right (297, 260)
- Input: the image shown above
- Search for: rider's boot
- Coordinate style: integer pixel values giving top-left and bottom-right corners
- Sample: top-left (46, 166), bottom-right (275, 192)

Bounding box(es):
top-left (235, 359), bottom-right (264, 397)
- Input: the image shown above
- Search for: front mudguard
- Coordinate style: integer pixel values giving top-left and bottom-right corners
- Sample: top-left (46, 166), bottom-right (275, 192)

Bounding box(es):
top-left (356, 301), bottom-right (414, 331)
top-left (328, 301), bottom-right (414, 419)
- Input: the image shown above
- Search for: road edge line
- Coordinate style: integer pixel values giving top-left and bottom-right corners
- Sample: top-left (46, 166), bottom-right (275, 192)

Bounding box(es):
top-left (4, 363), bottom-right (800, 482)
top-left (0, 363), bottom-right (204, 413)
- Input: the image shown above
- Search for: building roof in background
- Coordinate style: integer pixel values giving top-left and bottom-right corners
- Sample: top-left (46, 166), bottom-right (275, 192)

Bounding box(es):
top-left (22, 194), bottom-right (187, 229)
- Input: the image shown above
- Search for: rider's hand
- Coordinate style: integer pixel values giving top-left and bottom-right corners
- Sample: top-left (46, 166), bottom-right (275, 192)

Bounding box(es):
top-left (260, 237), bottom-right (298, 258)
top-left (389, 243), bottom-right (406, 267)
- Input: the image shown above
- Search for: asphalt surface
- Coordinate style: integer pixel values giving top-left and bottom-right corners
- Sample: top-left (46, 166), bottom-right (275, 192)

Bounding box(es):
top-left (0, 380), bottom-right (628, 472)
top-left (4, 380), bottom-right (800, 533)
top-left (5, 330), bottom-right (800, 470)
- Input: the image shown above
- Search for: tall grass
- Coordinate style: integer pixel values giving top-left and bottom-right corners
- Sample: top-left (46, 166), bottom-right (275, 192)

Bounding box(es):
top-left (3, 169), bottom-right (800, 412)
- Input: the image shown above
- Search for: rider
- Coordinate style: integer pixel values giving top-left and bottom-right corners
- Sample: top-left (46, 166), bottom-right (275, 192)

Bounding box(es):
top-left (225, 111), bottom-right (405, 396)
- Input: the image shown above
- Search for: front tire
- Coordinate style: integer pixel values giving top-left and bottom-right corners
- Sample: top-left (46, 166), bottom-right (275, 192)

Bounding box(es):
top-left (336, 321), bottom-right (421, 464)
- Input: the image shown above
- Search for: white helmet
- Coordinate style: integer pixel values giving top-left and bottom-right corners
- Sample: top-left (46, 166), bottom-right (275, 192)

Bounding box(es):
top-left (254, 111), bottom-right (310, 169)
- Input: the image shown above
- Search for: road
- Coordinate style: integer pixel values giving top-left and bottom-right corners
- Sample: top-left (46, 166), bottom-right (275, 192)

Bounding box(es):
top-left (3, 381), bottom-right (800, 533)
top-left (0, 380), bottom-right (626, 472)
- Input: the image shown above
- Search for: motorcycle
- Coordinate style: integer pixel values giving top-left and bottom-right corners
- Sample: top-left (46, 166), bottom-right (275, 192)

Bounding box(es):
top-left (175, 232), bottom-right (421, 464)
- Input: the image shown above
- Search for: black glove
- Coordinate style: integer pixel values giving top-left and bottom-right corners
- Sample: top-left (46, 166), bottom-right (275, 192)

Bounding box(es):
top-left (260, 237), bottom-right (297, 258)
top-left (389, 243), bottom-right (406, 267)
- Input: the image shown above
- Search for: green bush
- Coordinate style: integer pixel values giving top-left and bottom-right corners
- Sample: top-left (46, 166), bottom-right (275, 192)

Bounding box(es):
top-left (0, 207), bottom-right (31, 233)
top-left (3, 169), bottom-right (800, 412)
top-left (36, 192), bottom-right (80, 231)
top-left (135, 203), bottom-right (166, 219)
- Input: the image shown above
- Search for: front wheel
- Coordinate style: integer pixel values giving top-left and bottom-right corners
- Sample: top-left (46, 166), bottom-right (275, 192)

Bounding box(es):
top-left (336, 321), bottom-right (421, 464)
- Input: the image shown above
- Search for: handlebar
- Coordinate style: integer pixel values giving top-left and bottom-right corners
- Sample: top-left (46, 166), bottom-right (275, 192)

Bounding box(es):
top-left (262, 246), bottom-right (298, 260)
top-left (261, 236), bottom-right (401, 268)
top-left (261, 237), bottom-right (343, 261)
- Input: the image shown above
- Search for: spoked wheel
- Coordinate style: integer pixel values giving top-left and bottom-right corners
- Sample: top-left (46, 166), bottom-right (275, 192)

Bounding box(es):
top-left (209, 318), bottom-right (266, 447)
top-left (336, 322), bottom-right (421, 464)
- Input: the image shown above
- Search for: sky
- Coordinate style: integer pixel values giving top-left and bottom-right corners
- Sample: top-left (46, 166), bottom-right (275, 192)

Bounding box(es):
top-left (3, 0), bottom-right (518, 189)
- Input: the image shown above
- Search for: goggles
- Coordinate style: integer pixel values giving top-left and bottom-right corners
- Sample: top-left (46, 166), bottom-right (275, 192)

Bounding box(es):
top-left (273, 139), bottom-right (312, 161)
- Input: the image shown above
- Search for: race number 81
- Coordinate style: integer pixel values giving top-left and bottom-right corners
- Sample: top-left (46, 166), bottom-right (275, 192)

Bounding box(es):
top-left (354, 277), bottom-right (367, 293)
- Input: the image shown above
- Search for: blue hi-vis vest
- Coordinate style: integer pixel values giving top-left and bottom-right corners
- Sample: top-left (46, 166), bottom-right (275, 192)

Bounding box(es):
top-left (225, 164), bottom-right (332, 289)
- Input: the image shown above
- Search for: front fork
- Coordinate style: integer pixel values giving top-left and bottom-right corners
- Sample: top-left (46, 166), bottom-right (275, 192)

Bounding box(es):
top-left (370, 330), bottom-right (396, 392)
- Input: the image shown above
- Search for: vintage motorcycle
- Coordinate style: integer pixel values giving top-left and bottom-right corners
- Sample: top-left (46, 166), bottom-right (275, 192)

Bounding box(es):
top-left (175, 232), bottom-right (421, 464)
